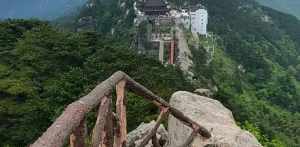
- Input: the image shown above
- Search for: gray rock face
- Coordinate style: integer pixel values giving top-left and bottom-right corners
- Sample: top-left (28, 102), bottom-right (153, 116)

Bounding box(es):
top-left (127, 120), bottom-right (168, 147)
top-left (76, 16), bottom-right (96, 32)
top-left (166, 91), bottom-right (262, 147)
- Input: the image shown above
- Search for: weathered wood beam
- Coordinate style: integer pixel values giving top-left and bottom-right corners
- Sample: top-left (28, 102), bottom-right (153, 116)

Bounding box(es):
top-left (92, 97), bottom-right (106, 147)
top-left (31, 71), bottom-right (126, 147)
top-left (112, 112), bottom-right (119, 147)
top-left (115, 80), bottom-right (127, 147)
top-left (104, 99), bottom-right (114, 147)
top-left (70, 119), bottom-right (86, 147)
top-left (137, 107), bottom-right (169, 147)
top-left (152, 135), bottom-right (161, 147)
top-left (125, 77), bottom-right (211, 138)
top-left (92, 96), bottom-right (113, 147)
top-left (125, 77), bottom-right (169, 107)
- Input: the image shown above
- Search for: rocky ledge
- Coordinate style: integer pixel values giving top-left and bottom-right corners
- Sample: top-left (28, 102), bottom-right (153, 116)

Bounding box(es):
top-left (127, 91), bottom-right (262, 147)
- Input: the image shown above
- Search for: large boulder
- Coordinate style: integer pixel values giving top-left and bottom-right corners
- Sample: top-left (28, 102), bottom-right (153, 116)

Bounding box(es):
top-left (127, 121), bottom-right (168, 147)
top-left (166, 91), bottom-right (262, 147)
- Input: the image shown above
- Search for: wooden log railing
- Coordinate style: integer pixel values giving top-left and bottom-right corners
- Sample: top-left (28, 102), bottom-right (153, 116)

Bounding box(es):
top-left (31, 71), bottom-right (211, 147)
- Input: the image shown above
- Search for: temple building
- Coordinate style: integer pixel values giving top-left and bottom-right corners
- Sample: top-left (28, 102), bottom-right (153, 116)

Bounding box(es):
top-left (175, 8), bottom-right (208, 36)
top-left (190, 8), bottom-right (208, 35)
top-left (135, 0), bottom-right (209, 65)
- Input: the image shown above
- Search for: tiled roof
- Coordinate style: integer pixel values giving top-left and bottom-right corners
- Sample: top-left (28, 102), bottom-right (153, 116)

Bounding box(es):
top-left (144, 0), bottom-right (167, 7)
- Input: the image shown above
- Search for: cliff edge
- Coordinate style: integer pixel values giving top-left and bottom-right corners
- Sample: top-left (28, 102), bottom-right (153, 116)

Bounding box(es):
top-left (166, 91), bottom-right (262, 147)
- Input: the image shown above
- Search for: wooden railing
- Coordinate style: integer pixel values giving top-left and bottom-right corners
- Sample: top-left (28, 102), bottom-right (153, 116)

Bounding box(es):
top-left (31, 71), bottom-right (211, 147)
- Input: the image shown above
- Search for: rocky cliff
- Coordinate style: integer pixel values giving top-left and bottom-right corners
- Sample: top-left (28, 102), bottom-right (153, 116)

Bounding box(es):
top-left (167, 91), bottom-right (262, 147)
top-left (128, 91), bottom-right (262, 147)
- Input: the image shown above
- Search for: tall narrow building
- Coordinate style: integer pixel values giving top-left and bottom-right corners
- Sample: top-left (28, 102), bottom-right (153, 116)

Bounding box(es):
top-left (190, 9), bottom-right (208, 35)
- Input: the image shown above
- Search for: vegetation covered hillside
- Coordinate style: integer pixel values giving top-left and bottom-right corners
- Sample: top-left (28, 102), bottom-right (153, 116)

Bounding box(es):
top-left (0, 20), bottom-right (192, 146)
top-left (187, 0), bottom-right (300, 146)
top-left (57, 0), bottom-right (135, 40)
top-left (165, 0), bottom-right (300, 146)
top-left (0, 0), bottom-right (300, 146)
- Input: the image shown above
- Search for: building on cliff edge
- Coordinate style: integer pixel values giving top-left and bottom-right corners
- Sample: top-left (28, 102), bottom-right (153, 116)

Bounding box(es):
top-left (171, 7), bottom-right (208, 36)
top-left (133, 0), bottom-right (208, 65)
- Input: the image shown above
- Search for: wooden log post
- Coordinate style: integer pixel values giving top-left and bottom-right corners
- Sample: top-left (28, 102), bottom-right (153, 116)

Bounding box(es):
top-left (70, 119), bottom-right (86, 147)
top-left (112, 112), bottom-right (120, 147)
top-left (152, 135), bottom-right (161, 147)
top-left (92, 96), bottom-right (114, 147)
top-left (137, 107), bottom-right (169, 147)
top-left (115, 80), bottom-right (127, 147)
top-left (104, 99), bottom-right (114, 147)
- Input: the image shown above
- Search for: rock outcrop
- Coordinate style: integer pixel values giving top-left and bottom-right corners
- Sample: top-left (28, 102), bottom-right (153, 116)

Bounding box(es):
top-left (175, 26), bottom-right (194, 79)
top-left (127, 121), bottom-right (168, 147)
top-left (194, 88), bottom-right (214, 97)
top-left (166, 91), bottom-right (262, 147)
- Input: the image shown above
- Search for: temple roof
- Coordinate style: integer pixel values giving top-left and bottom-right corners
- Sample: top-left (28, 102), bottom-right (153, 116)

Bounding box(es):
top-left (144, 0), bottom-right (167, 7)
top-left (139, 0), bottom-right (169, 16)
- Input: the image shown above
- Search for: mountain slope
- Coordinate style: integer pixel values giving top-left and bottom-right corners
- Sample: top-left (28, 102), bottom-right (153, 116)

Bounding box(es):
top-left (0, 0), bottom-right (300, 146)
top-left (165, 0), bottom-right (300, 146)
top-left (57, 0), bottom-right (300, 145)
top-left (256, 0), bottom-right (300, 19)
top-left (189, 0), bottom-right (300, 146)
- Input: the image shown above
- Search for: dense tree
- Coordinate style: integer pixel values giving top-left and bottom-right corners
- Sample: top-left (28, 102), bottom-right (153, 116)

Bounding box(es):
top-left (0, 20), bottom-right (192, 146)
top-left (187, 0), bottom-right (300, 146)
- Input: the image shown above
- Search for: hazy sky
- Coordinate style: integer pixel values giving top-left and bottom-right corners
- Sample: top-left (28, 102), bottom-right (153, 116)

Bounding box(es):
top-left (256, 0), bottom-right (300, 19)
top-left (0, 0), bottom-right (87, 20)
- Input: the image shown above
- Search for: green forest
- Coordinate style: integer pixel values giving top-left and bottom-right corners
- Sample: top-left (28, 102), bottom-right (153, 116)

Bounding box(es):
top-left (0, 20), bottom-right (192, 146)
top-left (191, 0), bottom-right (300, 146)
top-left (0, 0), bottom-right (300, 146)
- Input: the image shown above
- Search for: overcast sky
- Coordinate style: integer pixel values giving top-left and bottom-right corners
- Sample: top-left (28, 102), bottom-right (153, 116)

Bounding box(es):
top-left (0, 0), bottom-right (87, 20)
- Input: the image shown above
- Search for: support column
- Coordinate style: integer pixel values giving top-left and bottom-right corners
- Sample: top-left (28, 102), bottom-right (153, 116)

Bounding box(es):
top-left (91, 95), bottom-right (113, 147)
top-left (159, 40), bottom-right (164, 63)
top-left (70, 119), bottom-right (86, 147)
top-left (115, 80), bottom-right (127, 147)
top-left (169, 40), bottom-right (175, 65)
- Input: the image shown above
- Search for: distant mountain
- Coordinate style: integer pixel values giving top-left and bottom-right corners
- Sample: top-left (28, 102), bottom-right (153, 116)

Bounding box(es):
top-left (256, 0), bottom-right (300, 19)
top-left (0, 0), bottom-right (87, 20)
top-left (56, 0), bottom-right (135, 37)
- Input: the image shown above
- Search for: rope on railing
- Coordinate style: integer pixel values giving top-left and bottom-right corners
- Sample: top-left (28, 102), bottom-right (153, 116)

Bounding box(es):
top-left (30, 71), bottom-right (211, 147)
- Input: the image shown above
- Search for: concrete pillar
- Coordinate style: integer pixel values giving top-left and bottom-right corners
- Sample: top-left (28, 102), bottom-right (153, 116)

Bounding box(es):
top-left (159, 40), bottom-right (164, 63)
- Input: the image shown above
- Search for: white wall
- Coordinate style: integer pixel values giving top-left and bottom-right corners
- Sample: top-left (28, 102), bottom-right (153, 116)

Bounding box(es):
top-left (190, 9), bottom-right (208, 35)
top-left (181, 14), bottom-right (190, 30)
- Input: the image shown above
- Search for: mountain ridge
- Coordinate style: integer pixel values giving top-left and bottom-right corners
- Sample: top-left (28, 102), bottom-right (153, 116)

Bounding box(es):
top-left (256, 0), bottom-right (300, 19)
